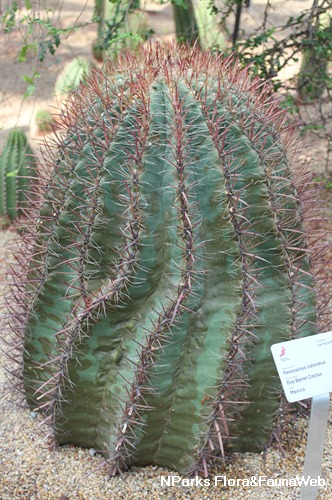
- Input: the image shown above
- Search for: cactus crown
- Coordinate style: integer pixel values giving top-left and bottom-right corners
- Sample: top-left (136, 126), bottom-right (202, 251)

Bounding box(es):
top-left (6, 44), bottom-right (327, 476)
top-left (0, 129), bottom-right (36, 220)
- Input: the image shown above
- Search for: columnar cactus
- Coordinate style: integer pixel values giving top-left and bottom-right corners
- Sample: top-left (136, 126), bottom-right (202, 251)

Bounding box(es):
top-left (0, 129), bottom-right (36, 220)
top-left (173, 0), bottom-right (225, 49)
top-left (8, 45), bottom-right (325, 476)
top-left (92, 0), bottom-right (148, 61)
top-left (54, 57), bottom-right (94, 98)
top-left (173, 0), bottom-right (200, 46)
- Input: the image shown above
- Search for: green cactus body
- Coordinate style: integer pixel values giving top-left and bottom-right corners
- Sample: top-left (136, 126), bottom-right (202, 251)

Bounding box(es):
top-left (17, 45), bottom-right (318, 475)
top-left (0, 129), bottom-right (36, 220)
top-left (54, 57), bottom-right (94, 97)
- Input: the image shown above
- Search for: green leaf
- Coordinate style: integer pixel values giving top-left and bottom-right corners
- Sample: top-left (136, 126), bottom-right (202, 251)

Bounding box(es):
top-left (22, 72), bottom-right (40, 99)
top-left (19, 45), bottom-right (30, 62)
top-left (23, 75), bottom-right (34, 84)
top-left (2, 2), bottom-right (18, 33)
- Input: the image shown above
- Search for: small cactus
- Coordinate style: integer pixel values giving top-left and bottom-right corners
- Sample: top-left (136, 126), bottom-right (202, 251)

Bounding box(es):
top-left (6, 45), bottom-right (329, 477)
top-left (0, 129), bottom-right (36, 220)
top-left (35, 108), bottom-right (55, 134)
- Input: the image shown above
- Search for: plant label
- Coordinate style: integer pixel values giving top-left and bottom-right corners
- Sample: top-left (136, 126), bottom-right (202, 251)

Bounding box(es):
top-left (271, 331), bottom-right (332, 402)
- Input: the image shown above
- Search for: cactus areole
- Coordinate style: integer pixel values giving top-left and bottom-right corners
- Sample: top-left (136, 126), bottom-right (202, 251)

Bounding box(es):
top-left (18, 45), bottom-right (318, 476)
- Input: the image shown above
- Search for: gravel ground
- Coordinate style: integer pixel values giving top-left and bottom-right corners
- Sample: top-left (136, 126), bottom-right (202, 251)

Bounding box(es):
top-left (0, 224), bottom-right (331, 500)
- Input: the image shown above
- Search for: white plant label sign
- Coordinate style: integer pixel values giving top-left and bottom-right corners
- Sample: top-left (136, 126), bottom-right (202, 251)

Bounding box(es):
top-left (271, 331), bottom-right (332, 402)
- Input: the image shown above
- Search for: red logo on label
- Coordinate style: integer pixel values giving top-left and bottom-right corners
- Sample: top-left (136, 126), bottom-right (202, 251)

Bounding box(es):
top-left (280, 346), bottom-right (286, 358)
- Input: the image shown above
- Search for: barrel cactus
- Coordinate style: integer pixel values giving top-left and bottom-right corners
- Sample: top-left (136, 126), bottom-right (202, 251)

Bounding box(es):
top-left (0, 129), bottom-right (36, 220)
top-left (9, 45), bottom-right (323, 476)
